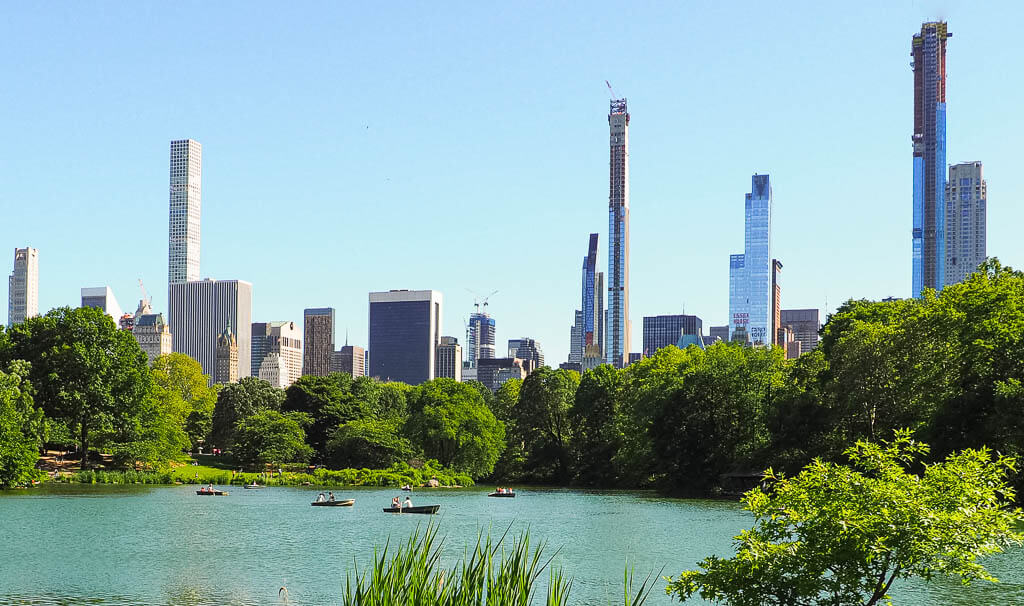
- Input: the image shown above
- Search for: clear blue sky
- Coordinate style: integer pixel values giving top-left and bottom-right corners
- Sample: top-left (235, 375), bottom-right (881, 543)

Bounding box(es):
top-left (2, 1), bottom-right (1021, 365)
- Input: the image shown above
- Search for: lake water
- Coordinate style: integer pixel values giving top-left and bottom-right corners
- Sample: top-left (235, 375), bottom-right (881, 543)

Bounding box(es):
top-left (0, 484), bottom-right (1022, 605)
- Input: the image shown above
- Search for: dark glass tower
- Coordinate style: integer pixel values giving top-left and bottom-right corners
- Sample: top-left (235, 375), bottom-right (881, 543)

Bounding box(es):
top-left (912, 21), bottom-right (951, 296)
top-left (606, 98), bottom-right (630, 368)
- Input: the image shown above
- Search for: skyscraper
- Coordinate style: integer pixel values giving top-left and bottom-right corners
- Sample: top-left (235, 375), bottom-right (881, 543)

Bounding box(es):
top-left (568, 310), bottom-right (583, 365)
top-left (436, 336), bottom-right (463, 381)
top-left (8, 247), bottom-right (39, 327)
top-left (215, 321), bottom-right (239, 385)
top-left (607, 97), bottom-right (631, 368)
top-left (168, 139), bottom-right (202, 287)
top-left (771, 259), bottom-right (782, 346)
top-left (133, 312), bottom-right (172, 363)
top-left (81, 286), bottom-right (123, 327)
top-left (169, 279), bottom-right (252, 386)
top-left (368, 290), bottom-right (442, 385)
top-left (251, 321), bottom-right (303, 387)
top-left (303, 307), bottom-right (335, 376)
top-left (911, 21), bottom-right (951, 297)
top-left (780, 309), bottom-right (821, 355)
top-left (944, 162), bottom-right (987, 285)
top-left (581, 234), bottom-right (600, 352)
top-left (466, 311), bottom-right (496, 369)
top-left (508, 337), bottom-right (544, 369)
top-left (331, 344), bottom-right (366, 378)
top-left (642, 315), bottom-right (703, 357)
top-left (729, 174), bottom-right (773, 345)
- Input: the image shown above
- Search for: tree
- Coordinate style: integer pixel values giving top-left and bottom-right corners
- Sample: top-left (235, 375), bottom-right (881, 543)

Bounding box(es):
top-left (232, 409), bottom-right (313, 467)
top-left (150, 353), bottom-right (217, 447)
top-left (3, 307), bottom-right (152, 469)
top-left (405, 378), bottom-right (505, 478)
top-left (512, 367), bottom-right (580, 483)
top-left (570, 364), bottom-right (623, 486)
top-left (282, 373), bottom-right (366, 460)
top-left (0, 361), bottom-right (44, 487)
top-left (667, 430), bottom-right (1024, 606)
top-left (210, 377), bottom-right (284, 451)
top-left (327, 417), bottom-right (413, 469)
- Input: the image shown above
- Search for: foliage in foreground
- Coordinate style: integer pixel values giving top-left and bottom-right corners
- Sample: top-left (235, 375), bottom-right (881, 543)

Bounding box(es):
top-left (0, 361), bottom-right (44, 487)
top-left (342, 524), bottom-right (656, 606)
top-left (667, 430), bottom-right (1024, 606)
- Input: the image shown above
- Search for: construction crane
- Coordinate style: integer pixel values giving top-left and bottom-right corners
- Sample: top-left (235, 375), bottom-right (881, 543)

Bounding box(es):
top-left (605, 80), bottom-right (616, 99)
top-left (466, 289), bottom-right (498, 314)
top-left (138, 279), bottom-right (152, 305)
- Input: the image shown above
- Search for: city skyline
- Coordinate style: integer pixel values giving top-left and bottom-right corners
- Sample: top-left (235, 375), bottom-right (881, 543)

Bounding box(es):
top-left (2, 4), bottom-right (1021, 365)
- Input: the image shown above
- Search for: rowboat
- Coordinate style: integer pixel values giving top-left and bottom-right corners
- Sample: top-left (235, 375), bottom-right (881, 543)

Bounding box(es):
top-left (382, 505), bottom-right (440, 514)
top-left (311, 499), bottom-right (354, 507)
top-left (196, 489), bottom-right (229, 496)
top-left (243, 484), bottom-right (263, 489)
top-left (487, 492), bottom-right (516, 498)
top-left (401, 485), bottom-right (413, 491)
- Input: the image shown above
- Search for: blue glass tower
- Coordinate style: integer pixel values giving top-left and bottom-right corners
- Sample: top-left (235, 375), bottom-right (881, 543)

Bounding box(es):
top-left (729, 174), bottom-right (773, 345)
top-left (911, 21), bottom-right (950, 297)
top-left (582, 233), bottom-right (599, 347)
top-left (606, 98), bottom-right (630, 368)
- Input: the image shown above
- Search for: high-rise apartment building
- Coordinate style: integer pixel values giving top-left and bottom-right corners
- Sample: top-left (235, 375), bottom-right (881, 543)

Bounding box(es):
top-left (436, 336), bottom-right (463, 381)
top-left (607, 97), bottom-right (631, 368)
top-left (780, 309), bottom-right (821, 355)
top-left (8, 247), bottom-right (39, 327)
top-left (477, 357), bottom-right (528, 392)
top-left (169, 279), bottom-right (252, 386)
top-left (81, 287), bottom-right (123, 328)
top-left (568, 310), bottom-right (584, 365)
top-left (251, 321), bottom-right (303, 388)
top-left (368, 290), bottom-right (442, 385)
top-left (911, 22), bottom-right (951, 297)
top-left (771, 259), bottom-right (782, 346)
top-left (642, 314), bottom-right (703, 357)
top-left (133, 313), bottom-right (173, 363)
top-left (215, 321), bottom-right (239, 385)
top-left (729, 174), bottom-right (773, 345)
top-left (168, 139), bottom-right (202, 287)
top-left (466, 311), bottom-right (496, 368)
top-left (944, 162), bottom-right (987, 285)
top-left (302, 307), bottom-right (335, 377)
top-left (508, 338), bottom-right (544, 369)
top-left (330, 345), bottom-right (367, 378)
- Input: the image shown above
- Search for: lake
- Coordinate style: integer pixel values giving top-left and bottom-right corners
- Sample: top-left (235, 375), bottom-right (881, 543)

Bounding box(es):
top-left (1, 484), bottom-right (1022, 605)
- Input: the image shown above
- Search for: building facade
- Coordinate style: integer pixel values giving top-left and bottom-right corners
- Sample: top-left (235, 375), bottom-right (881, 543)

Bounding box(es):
top-left (8, 247), bottom-right (39, 327)
top-left (368, 290), bottom-right (442, 385)
top-left (435, 336), bottom-right (463, 381)
top-left (215, 321), bottom-right (239, 385)
top-left (642, 314), bottom-right (703, 357)
top-left (81, 286), bottom-right (123, 327)
top-left (607, 98), bottom-right (631, 368)
top-left (729, 174), bottom-right (773, 345)
top-left (168, 279), bottom-right (252, 385)
top-left (133, 313), bottom-right (173, 363)
top-left (709, 325), bottom-right (730, 344)
top-left (331, 345), bottom-right (367, 378)
top-left (568, 310), bottom-right (584, 365)
top-left (466, 311), bottom-right (496, 369)
top-left (477, 357), bottom-right (527, 392)
top-left (944, 161), bottom-right (987, 285)
top-left (302, 307), bottom-right (335, 376)
top-left (258, 353), bottom-right (288, 388)
top-left (168, 139), bottom-right (202, 287)
top-left (508, 337), bottom-right (544, 369)
top-left (771, 259), bottom-right (782, 346)
top-left (780, 308), bottom-right (820, 354)
top-left (251, 321), bottom-right (303, 387)
top-left (911, 21), bottom-right (951, 296)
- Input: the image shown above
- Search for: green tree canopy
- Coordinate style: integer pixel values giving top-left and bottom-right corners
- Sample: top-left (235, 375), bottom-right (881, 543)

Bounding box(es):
top-left (511, 367), bottom-right (580, 484)
top-left (232, 409), bottom-right (313, 468)
top-left (282, 373), bottom-right (366, 460)
top-left (668, 430), bottom-right (1024, 606)
top-left (0, 361), bottom-right (44, 487)
top-left (327, 417), bottom-right (413, 469)
top-left (210, 377), bottom-right (284, 451)
top-left (150, 353), bottom-right (217, 447)
top-left (571, 364), bottom-right (623, 486)
top-left (3, 306), bottom-right (151, 468)
top-left (405, 378), bottom-right (505, 478)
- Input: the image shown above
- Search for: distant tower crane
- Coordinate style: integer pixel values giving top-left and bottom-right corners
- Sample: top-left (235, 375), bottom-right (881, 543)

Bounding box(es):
top-left (467, 289), bottom-right (498, 314)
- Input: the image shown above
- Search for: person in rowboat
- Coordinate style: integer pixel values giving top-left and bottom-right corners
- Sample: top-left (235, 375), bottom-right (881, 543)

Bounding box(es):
top-left (403, 496), bottom-right (413, 509)
top-left (316, 493), bottom-right (326, 502)
top-left (391, 496), bottom-right (400, 508)
top-left (328, 491), bottom-right (336, 502)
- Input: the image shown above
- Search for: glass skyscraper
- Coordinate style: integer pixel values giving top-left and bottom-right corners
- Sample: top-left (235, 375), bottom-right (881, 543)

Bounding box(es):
top-left (168, 139), bottom-right (201, 287)
top-left (606, 98), bottom-right (630, 368)
top-left (368, 290), bottom-right (442, 385)
top-left (911, 21), bottom-right (951, 297)
top-left (729, 174), bottom-right (773, 345)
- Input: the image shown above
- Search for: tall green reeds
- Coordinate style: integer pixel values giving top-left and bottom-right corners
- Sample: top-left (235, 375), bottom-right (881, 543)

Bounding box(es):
top-left (342, 524), bottom-right (655, 605)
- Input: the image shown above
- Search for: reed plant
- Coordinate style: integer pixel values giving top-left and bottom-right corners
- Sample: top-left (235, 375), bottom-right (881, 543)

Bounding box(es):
top-left (342, 523), bottom-right (656, 605)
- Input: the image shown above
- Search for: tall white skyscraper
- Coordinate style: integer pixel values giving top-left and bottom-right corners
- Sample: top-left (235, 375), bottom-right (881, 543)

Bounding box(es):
top-left (607, 98), bottom-right (631, 368)
top-left (944, 162), bottom-right (987, 286)
top-left (729, 174), bottom-right (773, 345)
top-left (168, 139), bottom-right (202, 287)
top-left (169, 279), bottom-right (252, 386)
top-left (8, 247), bottom-right (39, 327)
